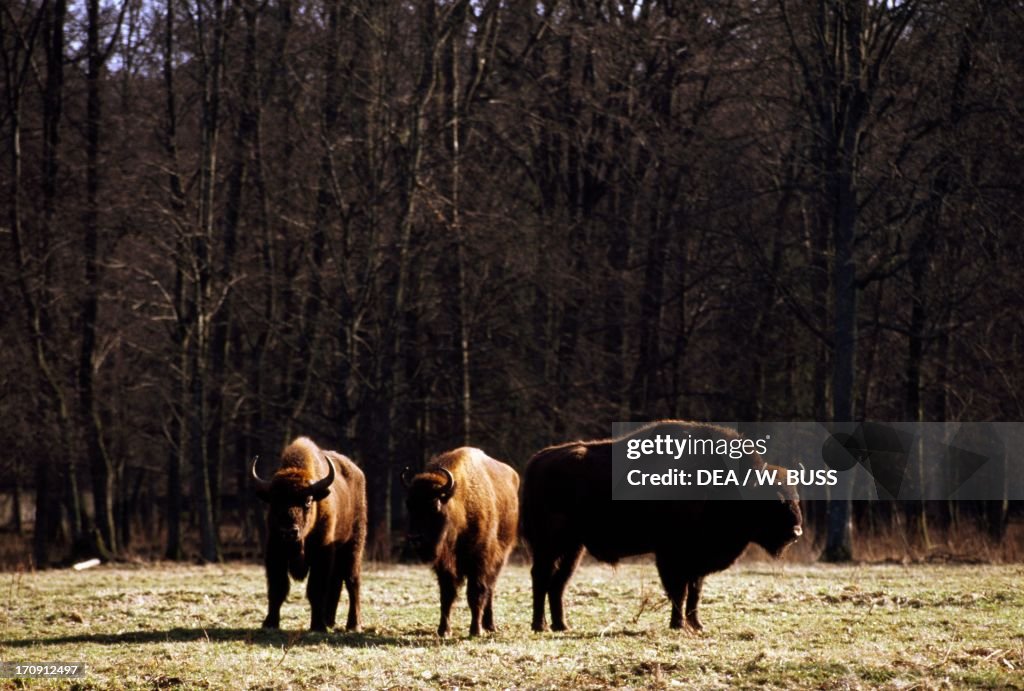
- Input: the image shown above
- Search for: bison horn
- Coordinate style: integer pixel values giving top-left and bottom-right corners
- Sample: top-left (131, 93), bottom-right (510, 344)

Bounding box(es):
top-left (251, 456), bottom-right (272, 495)
top-left (438, 467), bottom-right (455, 495)
top-left (307, 455), bottom-right (337, 496)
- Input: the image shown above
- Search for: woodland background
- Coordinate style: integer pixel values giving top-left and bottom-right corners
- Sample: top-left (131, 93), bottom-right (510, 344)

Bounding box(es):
top-left (2, 0), bottom-right (1022, 568)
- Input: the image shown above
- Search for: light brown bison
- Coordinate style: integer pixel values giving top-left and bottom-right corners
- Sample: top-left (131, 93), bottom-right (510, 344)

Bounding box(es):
top-left (521, 421), bottom-right (802, 632)
top-left (402, 447), bottom-right (519, 637)
top-left (252, 436), bottom-right (366, 632)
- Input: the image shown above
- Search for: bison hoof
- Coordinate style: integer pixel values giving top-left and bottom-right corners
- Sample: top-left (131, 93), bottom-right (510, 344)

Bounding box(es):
top-left (551, 621), bottom-right (569, 632)
top-left (346, 623), bottom-right (362, 633)
top-left (262, 617), bottom-right (280, 629)
top-left (669, 619), bottom-right (684, 630)
top-left (687, 619), bottom-right (704, 633)
top-left (437, 626), bottom-right (451, 638)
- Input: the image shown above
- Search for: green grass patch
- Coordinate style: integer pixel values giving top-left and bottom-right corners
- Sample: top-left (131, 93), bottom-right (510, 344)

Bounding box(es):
top-left (1, 561), bottom-right (1022, 689)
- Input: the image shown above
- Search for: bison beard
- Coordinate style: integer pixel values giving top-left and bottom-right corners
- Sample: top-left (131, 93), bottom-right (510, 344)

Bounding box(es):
top-left (253, 437), bottom-right (367, 632)
top-left (520, 421), bottom-right (803, 632)
top-left (403, 447), bottom-right (519, 637)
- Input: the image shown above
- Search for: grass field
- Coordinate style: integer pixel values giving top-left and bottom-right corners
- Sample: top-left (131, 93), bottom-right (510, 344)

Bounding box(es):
top-left (1, 558), bottom-right (1022, 689)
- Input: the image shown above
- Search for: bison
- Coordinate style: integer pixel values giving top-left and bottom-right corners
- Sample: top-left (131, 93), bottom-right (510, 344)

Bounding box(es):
top-left (521, 421), bottom-right (802, 632)
top-left (252, 436), bottom-right (366, 632)
top-left (402, 447), bottom-right (519, 637)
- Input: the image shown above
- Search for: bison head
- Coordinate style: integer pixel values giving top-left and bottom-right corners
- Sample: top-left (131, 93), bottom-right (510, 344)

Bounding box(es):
top-left (252, 455), bottom-right (336, 545)
top-left (750, 464), bottom-right (803, 557)
top-left (402, 467), bottom-right (455, 563)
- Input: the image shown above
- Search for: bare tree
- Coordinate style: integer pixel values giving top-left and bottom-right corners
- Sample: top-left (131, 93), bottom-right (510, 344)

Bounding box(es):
top-left (779, 0), bottom-right (919, 561)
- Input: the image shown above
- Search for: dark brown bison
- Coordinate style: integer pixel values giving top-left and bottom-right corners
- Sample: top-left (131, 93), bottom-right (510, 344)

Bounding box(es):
top-left (252, 436), bottom-right (366, 632)
top-left (521, 421), bottom-right (802, 632)
top-left (402, 447), bottom-right (519, 637)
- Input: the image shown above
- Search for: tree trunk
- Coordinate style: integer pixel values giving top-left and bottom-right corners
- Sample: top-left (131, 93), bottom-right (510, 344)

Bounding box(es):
top-left (11, 457), bottom-right (23, 534)
top-left (370, 0), bottom-right (441, 553)
top-left (207, 0), bottom-right (261, 532)
top-left (823, 149), bottom-right (858, 563)
top-left (81, 0), bottom-right (118, 558)
top-left (903, 242), bottom-right (930, 549)
top-left (4, 0), bottom-right (81, 566)
top-left (443, 1), bottom-right (472, 445)
top-left (190, 0), bottom-right (228, 564)
top-left (161, 0), bottom-right (186, 561)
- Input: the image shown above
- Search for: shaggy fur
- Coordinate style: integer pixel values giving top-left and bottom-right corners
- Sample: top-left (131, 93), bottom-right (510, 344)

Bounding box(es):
top-left (256, 436), bottom-right (367, 632)
top-left (404, 447), bottom-right (519, 637)
top-left (521, 421), bottom-right (802, 632)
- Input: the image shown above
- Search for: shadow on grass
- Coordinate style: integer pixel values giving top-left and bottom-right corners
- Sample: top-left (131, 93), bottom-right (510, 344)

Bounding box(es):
top-left (2, 627), bottom-right (430, 648)
top-left (4, 624), bottom-right (664, 649)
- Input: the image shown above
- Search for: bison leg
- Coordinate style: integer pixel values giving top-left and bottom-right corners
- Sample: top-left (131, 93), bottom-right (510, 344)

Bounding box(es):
top-left (655, 553), bottom-right (687, 630)
top-left (324, 550), bottom-right (347, 630)
top-left (323, 574), bottom-right (340, 630)
top-left (346, 540), bottom-right (364, 632)
top-left (530, 556), bottom-right (555, 632)
top-left (548, 546), bottom-right (583, 631)
top-left (337, 547), bottom-right (362, 632)
top-left (263, 550), bottom-right (290, 629)
top-left (467, 578), bottom-right (489, 636)
top-left (344, 574), bottom-right (361, 632)
top-left (436, 569), bottom-right (458, 638)
top-left (482, 554), bottom-right (509, 633)
top-left (483, 588), bottom-right (496, 632)
top-left (306, 559), bottom-right (329, 632)
top-left (684, 577), bottom-right (704, 631)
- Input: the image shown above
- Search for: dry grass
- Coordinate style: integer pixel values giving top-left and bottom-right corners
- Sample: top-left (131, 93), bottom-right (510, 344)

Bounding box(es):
top-left (1, 559), bottom-right (1022, 689)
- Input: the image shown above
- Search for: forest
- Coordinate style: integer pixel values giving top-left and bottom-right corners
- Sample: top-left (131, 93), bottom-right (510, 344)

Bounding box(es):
top-left (1, 0), bottom-right (1022, 568)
